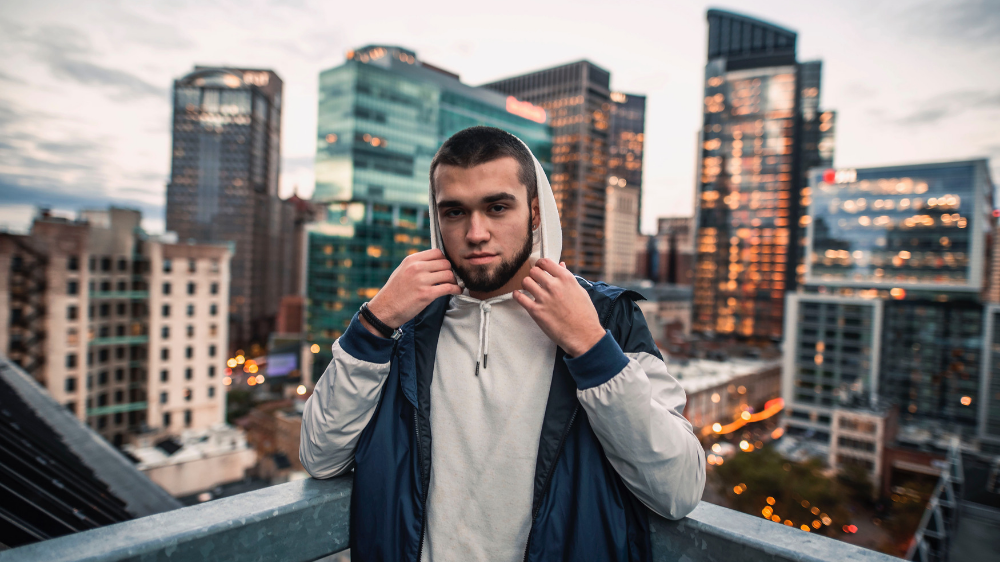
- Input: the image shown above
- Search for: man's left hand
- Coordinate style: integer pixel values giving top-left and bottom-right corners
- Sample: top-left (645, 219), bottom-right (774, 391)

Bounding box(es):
top-left (513, 258), bottom-right (606, 357)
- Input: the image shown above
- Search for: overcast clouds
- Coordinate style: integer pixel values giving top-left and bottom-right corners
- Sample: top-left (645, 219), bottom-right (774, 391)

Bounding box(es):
top-left (1, 0), bottom-right (998, 234)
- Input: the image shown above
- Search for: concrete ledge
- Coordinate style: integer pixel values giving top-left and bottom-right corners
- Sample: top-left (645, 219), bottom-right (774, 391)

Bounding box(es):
top-left (2, 476), bottom-right (899, 562)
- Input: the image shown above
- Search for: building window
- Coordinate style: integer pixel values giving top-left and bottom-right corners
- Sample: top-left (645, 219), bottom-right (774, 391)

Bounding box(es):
top-left (188, 259), bottom-right (196, 273)
top-left (210, 282), bottom-right (219, 295)
top-left (99, 326), bottom-right (110, 338)
top-left (160, 370), bottom-right (169, 382)
top-left (114, 390), bottom-right (123, 403)
top-left (100, 280), bottom-right (111, 292)
top-left (89, 257), bottom-right (96, 271)
top-left (115, 368), bottom-right (124, 382)
top-left (185, 368), bottom-right (193, 380)
top-left (67, 280), bottom-right (79, 295)
top-left (118, 258), bottom-right (128, 271)
top-left (185, 346), bottom-right (193, 359)
top-left (161, 348), bottom-right (169, 360)
top-left (116, 303), bottom-right (127, 316)
top-left (67, 305), bottom-right (78, 320)
top-left (98, 393), bottom-right (108, 406)
top-left (163, 412), bottom-right (171, 427)
top-left (65, 377), bottom-right (77, 392)
top-left (161, 326), bottom-right (170, 339)
top-left (98, 371), bottom-right (108, 385)
top-left (210, 259), bottom-right (219, 273)
top-left (163, 258), bottom-right (172, 273)
top-left (97, 416), bottom-right (107, 430)
top-left (160, 392), bottom-right (168, 404)
top-left (208, 386), bottom-right (215, 398)
top-left (187, 325), bottom-right (194, 337)
top-left (116, 280), bottom-right (126, 292)
top-left (187, 282), bottom-right (196, 295)
top-left (209, 345), bottom-right (216, 357)
top-left (210, 324), bottom-right (217, 336)
top-left (66, 354), bottom-right (77, 369)
top-left (163, 282), bottom-right (171, 295)
top-left (208, 365), bottom-right (216, 378)
top-left (98, 349), bottom-right (109, 363)
top-left (184, 388), bottom-right (192, 401)
top-left (114, 412), bottom-right (123, 425)
top-left (101, 257), bottom-right (111, 271)
top-left (210, 304), bottom-right (218, 316)
top-left (184, 409), bottom-right (192, 427)
top-left (100, 304), bottom-right (110, 317)
top-left (187, 304), bottom-right (195, 317)
top-left (162, 304), bottom-right (170, 317)
top-left (115, 325), bottom-right (125, 337)
top-left (68, 256), bottom-right (79, 271)
top-left (66, 401), bottom-right (76, 415)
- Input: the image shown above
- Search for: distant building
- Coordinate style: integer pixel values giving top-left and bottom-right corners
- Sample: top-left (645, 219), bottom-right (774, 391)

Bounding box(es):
top-left (692, 9), bottom-right (835, 340)
top-left (783, 159), bottom-right (998, 456)
top-left (668, 357), bottom-right (782, 435)
top-left (602, 92), bottom-right (646, 283)
top-left (124, 424), bottom-right (256, 497)
top-left (484, 61), bottom-right (614, 279)
top-left (166, 66), bottom-right (298, 350)
top-left (306, 45), bottom-right (552, 362)
top-left (0, 208), bottom-right (232, 446)
top-left (637, 217), bottom-right (695, 285)
top-left (0, 356), bottom-right (180, 548)
top-left (828, 405), bottom-right (898, 496)
top-left (621, 282), bottom-right (693, 344)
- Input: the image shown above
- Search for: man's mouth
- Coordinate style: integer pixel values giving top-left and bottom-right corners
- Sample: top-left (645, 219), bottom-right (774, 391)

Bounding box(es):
top-left (465, 252), bottom-right (498, 265)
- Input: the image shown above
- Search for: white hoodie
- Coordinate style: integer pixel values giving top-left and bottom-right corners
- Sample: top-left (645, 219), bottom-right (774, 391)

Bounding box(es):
top-left (299, 136), bottom-right (706, 562)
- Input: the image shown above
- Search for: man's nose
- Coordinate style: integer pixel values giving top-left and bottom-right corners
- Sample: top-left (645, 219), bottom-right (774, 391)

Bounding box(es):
top-left (466, 213), bottom-right (490, 244)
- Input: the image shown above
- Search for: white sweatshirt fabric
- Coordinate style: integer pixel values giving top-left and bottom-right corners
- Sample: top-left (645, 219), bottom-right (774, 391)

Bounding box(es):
top-left (298, 135), bottom-right (706, 562)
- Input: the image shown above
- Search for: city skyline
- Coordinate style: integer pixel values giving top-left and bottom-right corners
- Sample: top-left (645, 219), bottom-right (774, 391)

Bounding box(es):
top-left (1, 0), bottom-right (998, 236)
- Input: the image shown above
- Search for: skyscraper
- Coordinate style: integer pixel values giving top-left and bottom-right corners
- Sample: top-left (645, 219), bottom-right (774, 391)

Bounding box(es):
top-left (603, 92), bottom-right (646, 283)
top-left (306, 46), bottom-right (551, 363)
top-left (692, 10), bottom-right (835, 340)
top-left (483, 62), bottom-right (613, 279)
top-left (783, 159), bottom-right (997, 453)
top-left (166, 66), bottom-right (289, 350)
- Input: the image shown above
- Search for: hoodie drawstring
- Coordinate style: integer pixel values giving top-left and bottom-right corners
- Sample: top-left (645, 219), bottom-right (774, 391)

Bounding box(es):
top-left (455, 293), bottom-right (511, 376)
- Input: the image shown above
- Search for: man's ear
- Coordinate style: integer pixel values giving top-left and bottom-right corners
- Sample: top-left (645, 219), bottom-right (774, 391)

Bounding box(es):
top-left (531, 196), bottom-right (540, 230)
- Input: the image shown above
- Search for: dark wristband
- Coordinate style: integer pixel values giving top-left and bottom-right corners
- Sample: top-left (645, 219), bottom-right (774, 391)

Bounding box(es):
top-left (360, 302), bottom-right (398, 339)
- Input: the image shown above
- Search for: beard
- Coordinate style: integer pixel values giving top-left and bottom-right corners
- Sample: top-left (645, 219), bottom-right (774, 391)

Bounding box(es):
top-left (445, 213), bottom-right (534, 294)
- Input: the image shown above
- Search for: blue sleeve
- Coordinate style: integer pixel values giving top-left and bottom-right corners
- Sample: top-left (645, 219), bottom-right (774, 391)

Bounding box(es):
top-left (337, 312), bottom-right (395, 364)
top-left (564, 330), bottom-right (630, 390)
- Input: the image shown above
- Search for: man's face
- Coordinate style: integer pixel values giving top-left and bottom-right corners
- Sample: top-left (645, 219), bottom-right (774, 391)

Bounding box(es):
top-left (434, 156), bottom-right (539, 294)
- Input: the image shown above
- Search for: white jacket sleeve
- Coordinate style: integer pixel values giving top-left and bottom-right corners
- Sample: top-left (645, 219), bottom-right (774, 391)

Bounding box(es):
top-left (565, 311), bottom-right (706, 520)
top-left (299, 315), bottom-right (395, 479)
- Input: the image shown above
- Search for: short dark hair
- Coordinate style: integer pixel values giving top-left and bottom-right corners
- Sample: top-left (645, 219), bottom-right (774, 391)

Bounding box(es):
top-left (429, 126), bottom-right (537, 203)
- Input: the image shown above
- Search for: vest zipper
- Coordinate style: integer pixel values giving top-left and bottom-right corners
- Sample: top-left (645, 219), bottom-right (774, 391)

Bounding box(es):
top-left (521, 406), bottom-right (579, 562)
top-left (415, 408), bottom-right (427, 561)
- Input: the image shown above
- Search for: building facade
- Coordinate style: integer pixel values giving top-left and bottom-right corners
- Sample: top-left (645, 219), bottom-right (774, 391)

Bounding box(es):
top-left (484, 61), bottom-right (613, 279)
top-left (783, 159), bottom-right (997, 455)
top-left (602, 92), bottom-right (647, 283)
top-left (693, 9), bottom-right (835, 340)
top-left (306, 45), bottom-right (552, 361)
top-left (0, 208), bottom-right (232, 446)
top-left (166, 66), bottom-right (294, 350)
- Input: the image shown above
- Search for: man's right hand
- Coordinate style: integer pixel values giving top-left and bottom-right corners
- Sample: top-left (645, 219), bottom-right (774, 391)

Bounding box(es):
top-left (362, 249), bottom-right (461, 337)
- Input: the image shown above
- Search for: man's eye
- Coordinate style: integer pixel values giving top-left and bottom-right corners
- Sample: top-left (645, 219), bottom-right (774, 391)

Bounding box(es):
top-left (489, 205), bottom-right (507, 213)
top-left (444, 209), bottom-right (464, 218)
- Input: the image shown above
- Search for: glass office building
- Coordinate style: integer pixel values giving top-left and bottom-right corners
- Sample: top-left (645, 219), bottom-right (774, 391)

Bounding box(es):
top-left (692, 10), bottom-right (835, 340)
top-left (784, 159), bottom-right (996, 445)
top-left (306, 45), bottom-right (552, 357)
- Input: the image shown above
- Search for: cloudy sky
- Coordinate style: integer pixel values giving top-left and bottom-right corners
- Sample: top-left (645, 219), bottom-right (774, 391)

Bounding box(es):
top-left (1, 0), bottom-right (998, 234)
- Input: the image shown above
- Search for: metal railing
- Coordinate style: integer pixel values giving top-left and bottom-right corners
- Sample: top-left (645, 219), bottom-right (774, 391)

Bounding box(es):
top-left (2, 475), bottom-right (901, 562)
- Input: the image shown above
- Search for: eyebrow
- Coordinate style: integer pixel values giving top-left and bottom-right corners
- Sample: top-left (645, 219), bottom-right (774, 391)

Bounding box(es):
top-left (436, 192), bottom-right (518, 210)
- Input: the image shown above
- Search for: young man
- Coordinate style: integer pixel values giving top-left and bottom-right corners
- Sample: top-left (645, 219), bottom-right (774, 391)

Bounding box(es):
top-left (300, 126), bottom-right (705, 561)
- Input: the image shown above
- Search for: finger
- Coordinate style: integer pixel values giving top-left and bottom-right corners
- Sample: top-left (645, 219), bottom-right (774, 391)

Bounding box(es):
top-left (560, 262), bottom-right (567, 268)
top-left (537, 257), bottom-right (572, 279)
top-left (528, 266), bottom-right (553, 288)
top-left (431, 283), bottom-right (462, 298)
top-left (426, 269), bottom-right (458, 285)
top-left (521, 276), bottom-right (545, 300)
top-left (419, 259), bottom-right (455, 272)
top-left (512, 289), bottom-right (538, 311)
top-left (413, 248), bottom-right (445, 261)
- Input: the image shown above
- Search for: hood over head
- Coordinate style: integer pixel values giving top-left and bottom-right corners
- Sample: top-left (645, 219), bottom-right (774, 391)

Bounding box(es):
top-left (428, 132), bottom-right (562, 285)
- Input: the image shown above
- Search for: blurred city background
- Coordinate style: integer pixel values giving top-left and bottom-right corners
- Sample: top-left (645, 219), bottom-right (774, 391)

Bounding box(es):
top-left (1, 1), bottom-right (999, 560)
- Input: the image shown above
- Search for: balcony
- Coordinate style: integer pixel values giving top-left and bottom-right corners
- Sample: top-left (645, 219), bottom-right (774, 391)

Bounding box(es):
top-left (0, 474), bottom-right (900, 562)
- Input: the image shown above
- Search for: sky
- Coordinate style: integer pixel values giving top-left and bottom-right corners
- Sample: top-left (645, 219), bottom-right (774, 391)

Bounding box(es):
top-left (1, 0), bottom-right (998, 235)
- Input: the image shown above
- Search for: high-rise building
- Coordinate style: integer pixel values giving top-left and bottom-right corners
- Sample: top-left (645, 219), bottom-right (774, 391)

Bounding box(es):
top-left (166, 66), bottom-right (292, 350)
top-left (603, 92), bottom-right (647, 283)
top-left (692, 10), bottom-right (835, 340)
top-left (306, 45), bottom-right (552, 363)
top-left (782, 159), bottom-right (997, 461)
top-left (484, 61), bottom-right (613, 279)
top-left (0, 208), bottom-right (232, 446)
